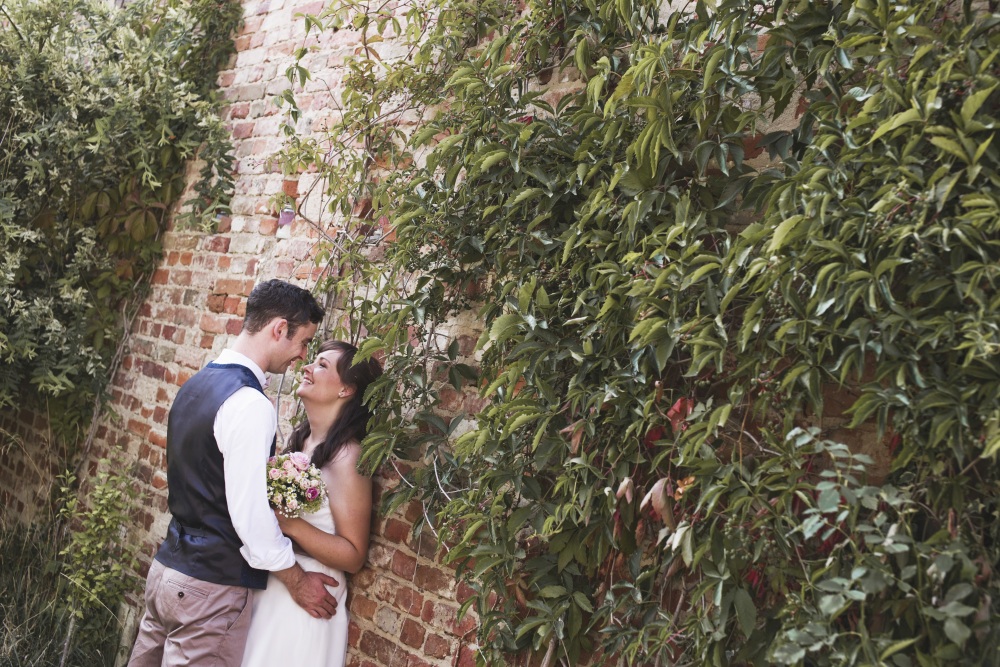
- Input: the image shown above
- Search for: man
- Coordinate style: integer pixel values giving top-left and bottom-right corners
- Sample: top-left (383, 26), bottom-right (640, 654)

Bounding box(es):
top-left (128, 279), bottom-right (338, 667)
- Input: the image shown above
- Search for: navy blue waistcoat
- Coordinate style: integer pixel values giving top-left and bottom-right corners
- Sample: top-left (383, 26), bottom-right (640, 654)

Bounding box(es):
top-left (154, 362), bottom-right (275, 589)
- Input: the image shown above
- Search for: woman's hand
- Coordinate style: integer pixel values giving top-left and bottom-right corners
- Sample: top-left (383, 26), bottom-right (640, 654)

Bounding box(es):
top-left (275, 512), bottom-right (307, 538)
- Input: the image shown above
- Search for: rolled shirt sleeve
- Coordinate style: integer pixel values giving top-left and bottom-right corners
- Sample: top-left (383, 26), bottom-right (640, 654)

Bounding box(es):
top-left (214, 386), bottom-right (296, 572)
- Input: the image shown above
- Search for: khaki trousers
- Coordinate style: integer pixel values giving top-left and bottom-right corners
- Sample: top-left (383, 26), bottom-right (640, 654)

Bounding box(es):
top-left (127, 560), bottom-right (254, 667)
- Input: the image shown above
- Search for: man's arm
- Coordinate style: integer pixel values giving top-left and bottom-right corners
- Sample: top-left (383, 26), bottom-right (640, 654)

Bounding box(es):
top-left (215, 388), bottom-right (338, 617)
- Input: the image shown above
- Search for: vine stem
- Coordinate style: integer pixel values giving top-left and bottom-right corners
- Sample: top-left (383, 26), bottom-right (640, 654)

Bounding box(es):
top-left (58, 614), bottom-right (76, 667)
top-left (538, 637), bottom-right (557, 667)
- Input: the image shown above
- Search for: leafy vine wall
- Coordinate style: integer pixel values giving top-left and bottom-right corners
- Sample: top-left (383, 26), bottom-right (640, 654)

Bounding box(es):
top-left (2, 0), bottom-right (999, 666)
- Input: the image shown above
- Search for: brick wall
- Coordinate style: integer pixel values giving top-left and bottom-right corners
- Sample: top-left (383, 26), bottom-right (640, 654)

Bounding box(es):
top-left (3, 1), bottom-right (483, 665)
top-left (0, 408), bottom-right (63, 523)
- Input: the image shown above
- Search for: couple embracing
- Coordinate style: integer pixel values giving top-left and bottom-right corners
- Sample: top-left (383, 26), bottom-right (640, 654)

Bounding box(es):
top-left (128, 279), bottom-right (382, 667)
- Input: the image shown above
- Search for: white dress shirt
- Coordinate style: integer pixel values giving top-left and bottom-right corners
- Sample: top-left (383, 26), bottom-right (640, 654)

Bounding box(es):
top-left (213, 349), bottom-right (296, 572)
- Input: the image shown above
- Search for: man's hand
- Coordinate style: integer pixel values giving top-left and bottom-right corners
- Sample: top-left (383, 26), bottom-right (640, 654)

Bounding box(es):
top-left (274, 564), bottom-right (339, 619)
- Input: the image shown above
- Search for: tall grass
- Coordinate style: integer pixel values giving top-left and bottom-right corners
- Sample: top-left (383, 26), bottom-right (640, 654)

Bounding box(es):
top-left (0, 518), bottom-right (127, 666)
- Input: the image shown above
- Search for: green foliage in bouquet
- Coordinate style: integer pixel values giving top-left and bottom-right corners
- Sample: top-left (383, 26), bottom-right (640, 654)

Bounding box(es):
top-left (0, 0), bottom-right (241, 440)
top-left (279, 0), bottom-right (1000, 664)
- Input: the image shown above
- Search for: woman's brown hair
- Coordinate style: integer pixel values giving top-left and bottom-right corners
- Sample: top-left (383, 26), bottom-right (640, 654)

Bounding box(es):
top-left (287, 340), bottom-right (382, 469)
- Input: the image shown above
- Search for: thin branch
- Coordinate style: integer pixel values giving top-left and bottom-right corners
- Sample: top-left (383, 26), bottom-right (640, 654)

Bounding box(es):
top-left (0, 5), bottom-right (26, 44)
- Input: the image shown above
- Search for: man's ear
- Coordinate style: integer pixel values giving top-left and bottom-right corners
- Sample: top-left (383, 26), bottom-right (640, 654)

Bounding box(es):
top-left (270, 318), bottom-right (288, 341)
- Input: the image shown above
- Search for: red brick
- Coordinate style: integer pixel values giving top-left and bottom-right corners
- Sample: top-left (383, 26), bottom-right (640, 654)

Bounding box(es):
top-left (259, 216), bottom-right (278, 236)
top-left (127, 419), bottom-right (151, 439)
top-left (226, 318), bottom-right (243, 335)
top-left (149, 431), bottom-right (167, 449)
top-left (207, 294), bottom-right (227, 313)
top-left (351, 594), bottom-right (377, 620)
top-left (214, 278), bottom-right (246, 295)
top-left (391, 550), bottom-right (417, 579)
top-left (394, 586), bottom-right (423, 616)
top-left (200, 313), bottom-right (228, 334)
top-left (347, 620), bottom-right (362, 649)
top-left (415, 564), bottom-right (455, 598)
top-left (456, 645), bottom-right (477, 667)
top-left (180, 252), bottom-right (193, 265)
top-left (457, 582), bottom-right (476, 604)
top-left (382, 518), bottom-right (411, 543)
top-left (229, 103), bottom-right (250, 120)
top-left (232, 121), bottom-right (255, 139)
top-left (297, 1), bottom-right (325, 16)
top-left (359, 631), bottom-right (409, 667)
top-left (400, 619), bottom-right (425, 648)
top-left (204, 236), bottom-right (231, 253)
top-left (153, 406), bottom-right (168, 425)
top-left (152, 268), bottom-right (170, 284)
top-left (423, 633), bottom-right (451, 659)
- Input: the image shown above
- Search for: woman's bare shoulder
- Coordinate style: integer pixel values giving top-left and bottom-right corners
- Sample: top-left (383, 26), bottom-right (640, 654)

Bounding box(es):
top-left (325, 441), bottom-right (365, 473)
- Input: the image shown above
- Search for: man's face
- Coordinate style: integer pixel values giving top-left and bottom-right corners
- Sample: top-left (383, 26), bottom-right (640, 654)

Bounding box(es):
top-left (269, 321), bottom-right (318, 374)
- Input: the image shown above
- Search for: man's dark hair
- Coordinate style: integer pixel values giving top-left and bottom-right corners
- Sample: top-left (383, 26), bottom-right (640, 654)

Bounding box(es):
top-left (242, 279), bottom-right (324, 337)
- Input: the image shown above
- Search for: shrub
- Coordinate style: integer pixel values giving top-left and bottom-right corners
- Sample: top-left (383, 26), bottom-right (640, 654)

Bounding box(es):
top-left (0, 0), bottom-right (240, 439)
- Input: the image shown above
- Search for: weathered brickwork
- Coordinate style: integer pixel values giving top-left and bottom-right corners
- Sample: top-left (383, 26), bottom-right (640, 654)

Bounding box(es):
top-left (0, 408), bottom-right (63, 523)
top-left (1, 1), bottom-right (481, 665)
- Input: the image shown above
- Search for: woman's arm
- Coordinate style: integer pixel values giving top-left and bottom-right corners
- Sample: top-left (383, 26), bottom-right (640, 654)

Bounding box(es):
top-left (276, 443), bottom-right (373, 574)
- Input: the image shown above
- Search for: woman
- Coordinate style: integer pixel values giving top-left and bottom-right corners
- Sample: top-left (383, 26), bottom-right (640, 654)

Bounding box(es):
top-left (241, 340), bottom-right (382, 667)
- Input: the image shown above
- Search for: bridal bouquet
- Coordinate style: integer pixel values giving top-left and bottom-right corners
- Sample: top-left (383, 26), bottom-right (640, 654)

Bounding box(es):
top-left (266, 452), bottom-right (327, 518)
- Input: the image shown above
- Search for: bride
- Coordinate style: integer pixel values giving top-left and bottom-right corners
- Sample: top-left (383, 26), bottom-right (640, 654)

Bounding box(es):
top-left (241, 340), bottom-right (382, 667)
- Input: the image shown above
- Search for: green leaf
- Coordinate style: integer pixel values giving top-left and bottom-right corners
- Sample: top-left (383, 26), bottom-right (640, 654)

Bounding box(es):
top-left (961, 84), bottom-right (997, 126)
top-left (944, 617), bottom-right (971, 646)
top-left (870, 108), bottom-right (922, 142)
top-left (733, 588), bottom-right (757, 636)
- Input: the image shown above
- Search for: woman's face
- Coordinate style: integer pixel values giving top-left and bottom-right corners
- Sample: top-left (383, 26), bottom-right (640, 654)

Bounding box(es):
top-left (298, 349), bottom-right (352, 403)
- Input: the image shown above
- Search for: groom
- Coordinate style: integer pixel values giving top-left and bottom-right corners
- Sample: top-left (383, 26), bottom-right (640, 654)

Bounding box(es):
top-left (128, 279), bottom-right (339, 667)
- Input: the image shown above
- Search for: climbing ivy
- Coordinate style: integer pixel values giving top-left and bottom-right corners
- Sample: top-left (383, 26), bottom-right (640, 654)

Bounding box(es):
top-left (0, 0), bottom-right (240, 440)
top-left (282, 0), bottom-right (1000, 664)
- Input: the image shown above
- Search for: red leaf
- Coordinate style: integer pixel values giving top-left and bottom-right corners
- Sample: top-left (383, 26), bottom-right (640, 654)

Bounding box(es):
top-left (667, 397), bottom-right (694, 432)
top-left (643, 425), bottom-right (666, 448)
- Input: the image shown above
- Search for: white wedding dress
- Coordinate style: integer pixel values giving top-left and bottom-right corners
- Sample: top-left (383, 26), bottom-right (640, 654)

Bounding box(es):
top-left (240, 500), bottom-right (348, 667)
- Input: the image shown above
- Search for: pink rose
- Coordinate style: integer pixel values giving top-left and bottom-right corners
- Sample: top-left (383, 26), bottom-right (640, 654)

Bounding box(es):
top-left (289, 452), bottom-right (311, 471)
top-left (268, 468), bottom-right (282, 480)
top-left (282, 460), bottom-right (296, 472)
top-left (287, 498), bottom-right (299, 510)
top-left (305, 487), bottom-right (320, 501)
